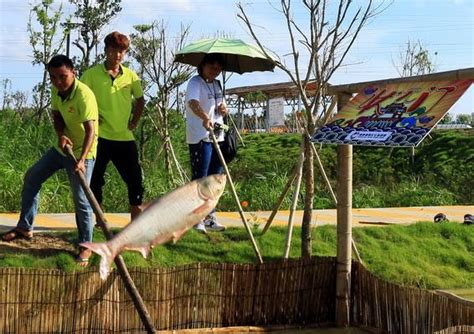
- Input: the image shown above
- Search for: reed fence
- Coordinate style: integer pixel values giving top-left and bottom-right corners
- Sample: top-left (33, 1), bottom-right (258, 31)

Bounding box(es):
top-left (0, 257), bottom-right (335, 333)
top-left (0, 257), bottom-right (472, 333)
top-left (351, 262), bottom-right (474, 333)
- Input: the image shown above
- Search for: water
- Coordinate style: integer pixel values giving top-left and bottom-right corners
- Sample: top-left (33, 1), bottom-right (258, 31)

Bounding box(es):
top-left (446, 288), bottom-right (474, 301)
top-left (270, 328), bottom-right (371, 334)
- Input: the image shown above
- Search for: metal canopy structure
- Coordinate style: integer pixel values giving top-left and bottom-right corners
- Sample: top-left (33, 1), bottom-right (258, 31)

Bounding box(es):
top-left (225, 80), bottom-right (319, 109)
top-left (227, 67), bottom-right (473, 98)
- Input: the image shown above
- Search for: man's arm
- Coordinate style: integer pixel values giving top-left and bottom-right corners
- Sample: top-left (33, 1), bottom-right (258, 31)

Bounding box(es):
top-left (75, 120), bottom-right (95, 173)
top-left (128, 96), bottom-right (145, 130)
top-left (188, 99), bottom-right (212, 130)
top-left (53, 110), bottom-right (73, 149)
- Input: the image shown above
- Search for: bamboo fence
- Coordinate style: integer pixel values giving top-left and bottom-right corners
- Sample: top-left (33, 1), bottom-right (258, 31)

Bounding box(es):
top-left (0, 257), bottom-right (472, 333)
top-left (351, 262), bottom-right (474, 333)
top-left (0, 257), bottom-right (336, 333)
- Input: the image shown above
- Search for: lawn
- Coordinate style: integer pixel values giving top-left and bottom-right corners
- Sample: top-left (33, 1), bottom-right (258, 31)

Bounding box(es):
top-left (1, 222), bottom-right (472, 290)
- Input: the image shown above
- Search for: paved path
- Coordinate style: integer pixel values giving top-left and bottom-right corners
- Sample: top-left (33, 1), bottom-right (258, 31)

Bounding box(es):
top-left (0, 205), bottom-right (472, 233)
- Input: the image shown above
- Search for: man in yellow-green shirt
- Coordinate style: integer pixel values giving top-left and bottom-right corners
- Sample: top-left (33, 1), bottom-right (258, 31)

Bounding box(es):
top-left (81, 31), bottom-right (145, 220)
top-left (2, 55), bottom-right (98, 266)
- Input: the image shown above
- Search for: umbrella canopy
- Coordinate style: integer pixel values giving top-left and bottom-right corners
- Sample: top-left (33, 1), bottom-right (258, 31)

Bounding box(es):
top-left (174, 38), bottom-right (276, 74)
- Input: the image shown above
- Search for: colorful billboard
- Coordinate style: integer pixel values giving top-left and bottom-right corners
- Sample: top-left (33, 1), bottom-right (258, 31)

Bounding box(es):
top-left (311, 80), bottom-right (472, 147)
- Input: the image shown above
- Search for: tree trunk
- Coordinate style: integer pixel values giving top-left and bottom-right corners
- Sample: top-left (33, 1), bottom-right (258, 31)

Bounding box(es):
top-left (301, 134), bottom-right (314, 259)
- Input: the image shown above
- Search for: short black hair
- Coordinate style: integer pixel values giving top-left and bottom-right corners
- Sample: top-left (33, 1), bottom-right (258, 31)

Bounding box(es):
top-left (47, 55), bottom-right (74, 71)
top-left (198, 53), bottom-right (226, 75)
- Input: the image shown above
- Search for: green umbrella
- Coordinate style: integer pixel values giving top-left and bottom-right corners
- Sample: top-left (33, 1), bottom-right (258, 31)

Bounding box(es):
top-left (174, 38), bottom-right (276, 74)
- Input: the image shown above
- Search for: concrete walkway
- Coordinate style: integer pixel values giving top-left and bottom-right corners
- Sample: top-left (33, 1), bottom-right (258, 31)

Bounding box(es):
top-left (0, 205), bottom-right (472, 233)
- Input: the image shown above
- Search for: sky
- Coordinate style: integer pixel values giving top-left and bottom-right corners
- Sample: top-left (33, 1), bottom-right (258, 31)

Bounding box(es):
top-left (0, 0), bottom-right (473, 115)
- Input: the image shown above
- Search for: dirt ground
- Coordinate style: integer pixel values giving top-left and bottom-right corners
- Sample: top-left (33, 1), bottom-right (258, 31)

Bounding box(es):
top-left (0, 232), bottom-right (77, 258)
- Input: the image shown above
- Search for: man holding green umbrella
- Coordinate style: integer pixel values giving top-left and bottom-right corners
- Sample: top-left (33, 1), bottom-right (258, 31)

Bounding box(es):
top-left (185, 53), bottom-right (228, 233)
top-left (177, 38), bottom-right (275, 233)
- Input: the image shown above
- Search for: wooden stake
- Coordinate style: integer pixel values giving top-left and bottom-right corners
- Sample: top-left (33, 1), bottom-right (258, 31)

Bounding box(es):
top-left (64, 146), bottom-right (157, 334)
top-left (208, 129), bottom-right (263, 264)
top-left (335, 93), bottom-right (353, 328)
top-left (283, 141), bottom-right (305, 259)
top-left (261, 163), bottom-right (298, 235)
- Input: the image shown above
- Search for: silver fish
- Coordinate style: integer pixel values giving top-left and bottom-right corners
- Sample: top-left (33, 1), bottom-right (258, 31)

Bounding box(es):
top-left (81, 174), bottom-right (226, 280)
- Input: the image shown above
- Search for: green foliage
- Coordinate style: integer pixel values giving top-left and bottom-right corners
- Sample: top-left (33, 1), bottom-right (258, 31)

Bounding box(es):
top-left (0, 112), bottom-right (472, 213)
top-left (28, 0), bottom-right (67, 116)
top-left (1, 223), bottom-right (473, 290)
top-left (68, 0), bottom-right (122, 71)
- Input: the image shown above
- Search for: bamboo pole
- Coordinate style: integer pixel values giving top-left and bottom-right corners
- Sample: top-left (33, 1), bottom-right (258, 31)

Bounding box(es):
top-left (283, 141), bottom-right (305, 259)
top-left (309, 139), bottom-right (363, 264)
top-left (335, 93), bottom-right (353, 328)
top-left (64, 146), bottom-right (157, 334)
top-left (227, 112), bottom-right (245, 147)
top-left (261, 163), bottom-right (298, 234)
top-left (208, 129), bottom-right (263, 264)
top-left (310, 141), bottom-right (337, 204)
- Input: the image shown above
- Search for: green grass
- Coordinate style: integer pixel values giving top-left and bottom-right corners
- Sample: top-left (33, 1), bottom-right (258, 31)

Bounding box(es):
top-left (1, 222), bottom-right (473, 290)
top-left (1, 111), bottom-right (473, 213)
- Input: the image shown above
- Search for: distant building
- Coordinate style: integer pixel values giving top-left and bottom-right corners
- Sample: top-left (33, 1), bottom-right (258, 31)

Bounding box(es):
top-left (435, 123), bottom-right (472, 130)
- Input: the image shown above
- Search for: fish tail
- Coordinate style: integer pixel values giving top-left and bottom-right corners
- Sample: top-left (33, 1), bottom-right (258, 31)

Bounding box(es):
top-left (80, 241), bottom-right (114, 280)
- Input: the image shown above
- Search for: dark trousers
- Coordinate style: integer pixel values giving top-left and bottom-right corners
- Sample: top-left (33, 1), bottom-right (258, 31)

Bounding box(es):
top-left (188, 141), bottom-right (224, 181)
top-left (91, 138), bottom-right (144, 206)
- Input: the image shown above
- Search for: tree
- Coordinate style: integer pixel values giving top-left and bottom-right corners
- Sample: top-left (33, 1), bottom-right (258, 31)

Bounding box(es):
top-left (238, 0), bottom-right (386, 259)
top-left (456, 113), bottom-right (472, 125)
top-left (68, 0), bottom-right (122, 73)
top-left (439, 112), bottom-right (453, 124)
top-left (11, 91), bottom-right (30, 118)
top-left (1, 78), bottom-right (12, 111)
top-left (28, 0), bottom-right (68, 120)
top-left (130, 21), bottom-right (194, 185)
top-left (393, 39), bottom-right (437, 160)
top-left (394, 39), bottom-right (437, 77)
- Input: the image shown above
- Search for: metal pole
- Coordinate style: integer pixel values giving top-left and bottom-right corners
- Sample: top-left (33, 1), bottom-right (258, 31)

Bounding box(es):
top-left (64, 146), bottom-right (156, 333)
top-left (335, 93), bottom-right (353, 327)
top-left (240, 97), bottom-right (245, 131)
top-left (208, 129), bottom-right (263, 263)
top-left (66, 32), bottom-right (70, 58)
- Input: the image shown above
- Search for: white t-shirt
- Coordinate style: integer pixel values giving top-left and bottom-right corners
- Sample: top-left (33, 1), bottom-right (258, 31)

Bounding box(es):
top-left (185, 75), bottom-right (225, 144)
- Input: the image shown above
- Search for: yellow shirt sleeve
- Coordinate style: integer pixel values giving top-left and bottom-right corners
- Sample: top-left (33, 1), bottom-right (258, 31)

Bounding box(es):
top-left (131, 71), bottom-right (144, 99)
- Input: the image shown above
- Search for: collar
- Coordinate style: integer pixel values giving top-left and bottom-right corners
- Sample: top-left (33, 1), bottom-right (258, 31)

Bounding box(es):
top-left (102, 62), bottom-right (124, 76)
top-left (56, 79), bottom-right (79, 102)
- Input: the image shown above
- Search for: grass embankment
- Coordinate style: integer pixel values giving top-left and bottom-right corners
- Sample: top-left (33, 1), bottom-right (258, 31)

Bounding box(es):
top-left (1, 222), bottom-right (472, 290)
top-left (1, 111), bottom-right (473, 213)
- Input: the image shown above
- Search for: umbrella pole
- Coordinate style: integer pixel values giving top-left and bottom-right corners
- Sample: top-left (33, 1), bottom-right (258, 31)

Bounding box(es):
top-left (209, 129), bottom-right (263, 264)
top-left (64, 146), bottom-right (157, 334)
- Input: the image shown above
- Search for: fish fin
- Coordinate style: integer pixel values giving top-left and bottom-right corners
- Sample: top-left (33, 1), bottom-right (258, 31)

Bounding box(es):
top-left (123, 246), bottom-right (151, 259)
top-left (192, 201), bottom-right (211, 215)
top-left (172, 227), bottom-right (190, 244)
top-left (80, 242), bottom-right (114, 281)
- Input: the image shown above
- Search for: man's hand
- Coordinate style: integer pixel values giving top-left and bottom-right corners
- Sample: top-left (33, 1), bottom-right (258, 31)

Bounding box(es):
top-left (217, 102), bottom-right (228, 116)
top-left (59, 135), bottom-right (73, 150)
top-left (128, 119), bottom-right (138, 130)
top-left (202, 118), bottom-right (213, 130)
top-left (74, 159), bottom-right (86, 174)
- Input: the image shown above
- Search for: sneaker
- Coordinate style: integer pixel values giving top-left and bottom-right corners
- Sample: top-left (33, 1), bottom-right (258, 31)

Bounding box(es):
top-left (194, 222), bottom-right (207, 233)
top-left (463, 214), bottom-right (473, 225)
top-left (204, 215), bottom-right (226, 232)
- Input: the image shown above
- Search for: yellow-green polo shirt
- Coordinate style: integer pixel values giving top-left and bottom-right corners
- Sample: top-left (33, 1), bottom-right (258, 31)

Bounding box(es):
top-left (80, 63), bottom-right (144, 141)
top-left (51, 79), bottom-right (99, 159)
